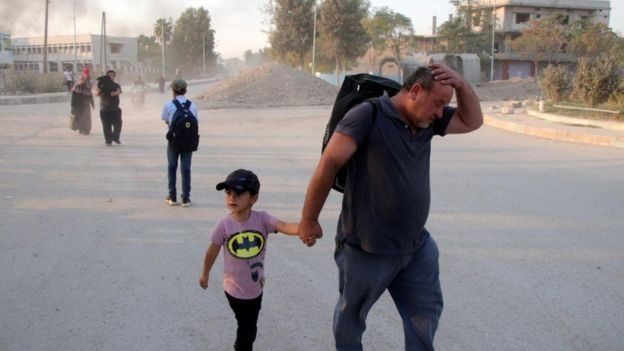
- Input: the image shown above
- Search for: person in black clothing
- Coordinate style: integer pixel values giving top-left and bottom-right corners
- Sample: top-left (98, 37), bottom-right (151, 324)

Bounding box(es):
top-left (95, 70), bottom-right (123, 146)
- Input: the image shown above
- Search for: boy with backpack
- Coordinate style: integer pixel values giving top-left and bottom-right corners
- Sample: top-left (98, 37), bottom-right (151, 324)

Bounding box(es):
top-left (161, 79), bottom-right (199, 207)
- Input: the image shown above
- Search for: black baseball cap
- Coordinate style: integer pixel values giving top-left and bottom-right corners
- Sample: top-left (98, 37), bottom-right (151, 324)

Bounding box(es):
top-left (216, 169), bottom-right (260, 194)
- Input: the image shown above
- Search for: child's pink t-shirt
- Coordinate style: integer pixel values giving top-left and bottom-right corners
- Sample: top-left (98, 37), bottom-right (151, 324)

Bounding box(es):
top-left (211, 210), bottom-right (279, 300)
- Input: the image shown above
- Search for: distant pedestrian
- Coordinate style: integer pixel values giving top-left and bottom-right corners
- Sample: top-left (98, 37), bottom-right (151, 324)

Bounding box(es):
top-left (63, 67), bottom-right (74, 92)
top-left (95, 70), bottom-right (123, 146)
top-left (82, 64), bottom-right (91, 82)
top-left (199, 169), bottom-right (299, 351)
top-left (131, 75), bottom-right (146, 109)
top-left (157, 76), bottom-right (166, 93)
top-left (70, 75), bottom-right (94, 135)
top-left (161, 79), bottom-right (198, 207)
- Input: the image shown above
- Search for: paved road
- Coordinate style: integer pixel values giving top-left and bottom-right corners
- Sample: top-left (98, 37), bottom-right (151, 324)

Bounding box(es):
top-left (1, 86), bottom-right (623, 350)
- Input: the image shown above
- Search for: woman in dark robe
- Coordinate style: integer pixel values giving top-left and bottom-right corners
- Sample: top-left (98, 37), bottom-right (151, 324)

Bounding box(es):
top-left (71, 75), bottom-right (95, 135)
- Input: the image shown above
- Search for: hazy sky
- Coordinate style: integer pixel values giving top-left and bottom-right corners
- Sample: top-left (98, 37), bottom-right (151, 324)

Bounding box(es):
top-left (2, 0), bottom-right (623, 59)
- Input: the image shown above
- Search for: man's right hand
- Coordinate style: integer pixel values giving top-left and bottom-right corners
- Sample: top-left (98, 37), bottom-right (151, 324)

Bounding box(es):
top-left (298, 219), bottom-right (323, 247)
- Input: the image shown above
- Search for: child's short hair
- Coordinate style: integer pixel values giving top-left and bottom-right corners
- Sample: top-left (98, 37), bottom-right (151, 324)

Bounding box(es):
top-left (216, 169), bottom-right (260, 195)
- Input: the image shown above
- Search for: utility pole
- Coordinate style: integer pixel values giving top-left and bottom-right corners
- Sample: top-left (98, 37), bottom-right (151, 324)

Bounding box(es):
top-left (202, 34), bottom-right (206, 78)
top-left (311, 0), bottom-right (317, 75)
top-left (43, 0), bottom-right (49, 73)
top-left (490, 0), bottom-right (496, 81)
top-left (73, 0), bottom-right (77, 72)
top-left (100, 12), bottom-right (107, 73)
top-left (161, 19), bottom-right (165, 77)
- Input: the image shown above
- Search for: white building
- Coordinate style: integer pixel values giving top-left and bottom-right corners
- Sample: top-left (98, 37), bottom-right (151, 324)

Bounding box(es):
top-left (10, 34), bottom-right (147, 75)
top-left (0, 33), bottom-right (13, 68)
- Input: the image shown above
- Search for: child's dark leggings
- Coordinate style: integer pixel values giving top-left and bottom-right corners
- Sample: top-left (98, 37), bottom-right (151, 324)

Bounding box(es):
top-left (225, 292), bottom-right (263, 351)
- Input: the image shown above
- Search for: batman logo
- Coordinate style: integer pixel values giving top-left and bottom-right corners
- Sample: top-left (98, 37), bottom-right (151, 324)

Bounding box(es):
top-left (227, 231), bottom-right (265, 259)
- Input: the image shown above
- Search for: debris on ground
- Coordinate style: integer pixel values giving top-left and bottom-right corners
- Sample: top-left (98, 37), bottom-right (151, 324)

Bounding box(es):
top-left (197, 63), bottom-right (542, 108)
top-left (197, 63), bottom-right (338, 109)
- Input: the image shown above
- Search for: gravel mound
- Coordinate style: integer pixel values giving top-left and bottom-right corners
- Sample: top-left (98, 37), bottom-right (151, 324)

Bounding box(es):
top-left (197, 62), bottom-right (541, 108)
top-left (197, 63), bottom-right (338, 109)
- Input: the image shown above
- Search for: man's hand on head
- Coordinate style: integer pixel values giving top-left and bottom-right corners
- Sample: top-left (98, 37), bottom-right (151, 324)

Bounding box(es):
top-left (429, 63), bottom-right (465, 90)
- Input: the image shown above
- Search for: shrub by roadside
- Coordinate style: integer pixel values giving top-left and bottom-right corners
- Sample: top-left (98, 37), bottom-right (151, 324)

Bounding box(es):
top-left (2, 70), bottom-right (66, 94)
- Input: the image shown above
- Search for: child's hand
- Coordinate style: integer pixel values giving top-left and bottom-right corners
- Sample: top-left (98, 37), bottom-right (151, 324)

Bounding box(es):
top-left (199, 275), bottom-right (209, 289)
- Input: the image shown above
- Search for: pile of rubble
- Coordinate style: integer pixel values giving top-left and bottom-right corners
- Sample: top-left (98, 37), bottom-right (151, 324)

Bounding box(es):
top-left (197, 62), bottom-right (542, 109)
top-left (197, 63), bottom-right (338, 109)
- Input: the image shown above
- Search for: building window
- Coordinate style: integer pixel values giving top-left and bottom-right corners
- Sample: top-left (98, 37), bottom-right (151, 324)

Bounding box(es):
top-left (109, 43), bottom-right (123, 54)
top-left (515, 13), bottom-right (531, 24)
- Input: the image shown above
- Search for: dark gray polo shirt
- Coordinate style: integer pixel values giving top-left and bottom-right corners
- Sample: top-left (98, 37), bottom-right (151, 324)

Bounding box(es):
top-left (334, 93), bottom-right (455, 254)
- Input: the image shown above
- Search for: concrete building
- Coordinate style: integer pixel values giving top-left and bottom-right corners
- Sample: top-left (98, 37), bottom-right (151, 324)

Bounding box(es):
top-left (10, 34), bottom-right (149, 75)
top-left (0, 33), bottom-right (13, 68)
top-left (469, 0), bottom-right (611, 80)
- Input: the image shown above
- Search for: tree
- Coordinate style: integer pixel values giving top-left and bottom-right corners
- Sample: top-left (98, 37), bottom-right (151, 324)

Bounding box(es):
top-left (436, 14), bottom-right (491, 55)
top-left (362, 7), bottom-right (413, 70)
top-left (153, 18), bottom-right (172, 45)
top-left (318, 0), bottom-right (370, 81)
top-left (137, 34), bottom-right (160, 64)
top-left (540, 64), bottom-right (571, 102)
top-left (266, 0), bottom-right (315, 69)
top-left (572, 55), bottom-right (620, 106)
top-left (512, 16), bottom-right (568, 78)
top-left (568, 20), bottom-right (620, 59)
top-left (171, 7), bottom-right (217, 77)
top-left (449, 0), bottom-right (476, 31)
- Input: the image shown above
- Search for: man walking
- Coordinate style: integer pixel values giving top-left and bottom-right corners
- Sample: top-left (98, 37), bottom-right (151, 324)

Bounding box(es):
top-left (95, 70), bottom-right (123, 146)
top-left (299, 64), bottom-right (483, 351)
top-left (161, 79), bottom-right (199, 207)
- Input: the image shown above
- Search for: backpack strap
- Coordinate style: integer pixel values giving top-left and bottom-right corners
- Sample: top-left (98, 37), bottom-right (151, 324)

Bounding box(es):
top-left (172, 99), bottom-right (183, 110)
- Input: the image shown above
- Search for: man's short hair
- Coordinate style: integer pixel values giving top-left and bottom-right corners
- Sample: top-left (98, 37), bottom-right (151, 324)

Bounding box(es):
top-left (106, 70), bottom-right (116, 76)
top-left (402, 67), bottom-right (435, 91)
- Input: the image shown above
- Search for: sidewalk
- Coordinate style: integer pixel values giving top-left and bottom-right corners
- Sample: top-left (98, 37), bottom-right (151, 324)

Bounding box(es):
top-left (482, 101), bottom-right (624, 149)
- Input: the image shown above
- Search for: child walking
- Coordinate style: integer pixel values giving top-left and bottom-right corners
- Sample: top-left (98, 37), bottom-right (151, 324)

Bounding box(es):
top-left (199, 169), bottom-right (298, 351)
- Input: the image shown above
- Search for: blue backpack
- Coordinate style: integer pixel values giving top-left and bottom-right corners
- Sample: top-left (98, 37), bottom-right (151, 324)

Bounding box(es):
top-left (166, 99), bottom-right (199, 152)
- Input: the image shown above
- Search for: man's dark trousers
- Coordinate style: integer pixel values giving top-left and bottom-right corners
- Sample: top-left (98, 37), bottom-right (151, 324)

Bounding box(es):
top-left (100, 107), bottom-right (122, 144)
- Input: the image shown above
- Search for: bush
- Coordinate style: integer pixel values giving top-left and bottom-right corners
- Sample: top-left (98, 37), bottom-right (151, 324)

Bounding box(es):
top-left (608, 81), bottom-right (624, 119)
top-left (3, 70), bottom-right (66, 94)
top-left (540, 64), bottom-right (571, 102)
top-left (572, 56), bottom-right (620, 106)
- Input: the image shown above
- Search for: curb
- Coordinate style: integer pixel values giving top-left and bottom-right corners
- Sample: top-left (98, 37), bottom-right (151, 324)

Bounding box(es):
top-left (0, 78), bottom-right (218, 106)
top-left (0, 93), bottom-right (69, 105)
top-left (483, 114), bottom-right (624, 149)
top-left (527, 110), bottom-right (624, 132)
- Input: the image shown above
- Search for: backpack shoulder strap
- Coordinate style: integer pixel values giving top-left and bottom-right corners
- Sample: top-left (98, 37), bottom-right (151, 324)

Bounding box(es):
top-left (183, 100), bottom-right (191, 109)
top-left (172, 99), bottom-right (183, 109)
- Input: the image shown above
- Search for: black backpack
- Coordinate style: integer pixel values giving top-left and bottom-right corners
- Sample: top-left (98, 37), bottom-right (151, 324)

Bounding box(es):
top-left (166, 99), bottom-right (200, 152)
top-left (322, 73), bottom-right (402, 193)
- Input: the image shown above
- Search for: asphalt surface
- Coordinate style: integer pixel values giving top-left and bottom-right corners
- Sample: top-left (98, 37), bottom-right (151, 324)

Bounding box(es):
top-left (1, 86), bottom-right (623, 350)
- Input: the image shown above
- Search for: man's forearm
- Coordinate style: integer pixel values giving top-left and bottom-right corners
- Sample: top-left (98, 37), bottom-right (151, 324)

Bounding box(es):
top-left (455, 83), bottom-right (483, 131)
top-left (301, 164), bottom-right (334, 222)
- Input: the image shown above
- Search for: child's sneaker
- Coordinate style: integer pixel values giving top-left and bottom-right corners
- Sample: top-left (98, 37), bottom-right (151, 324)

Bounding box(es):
top-left (165, 196), bottom-right (178, 206)
top-left (181, 198), bottom-right (191, 207)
